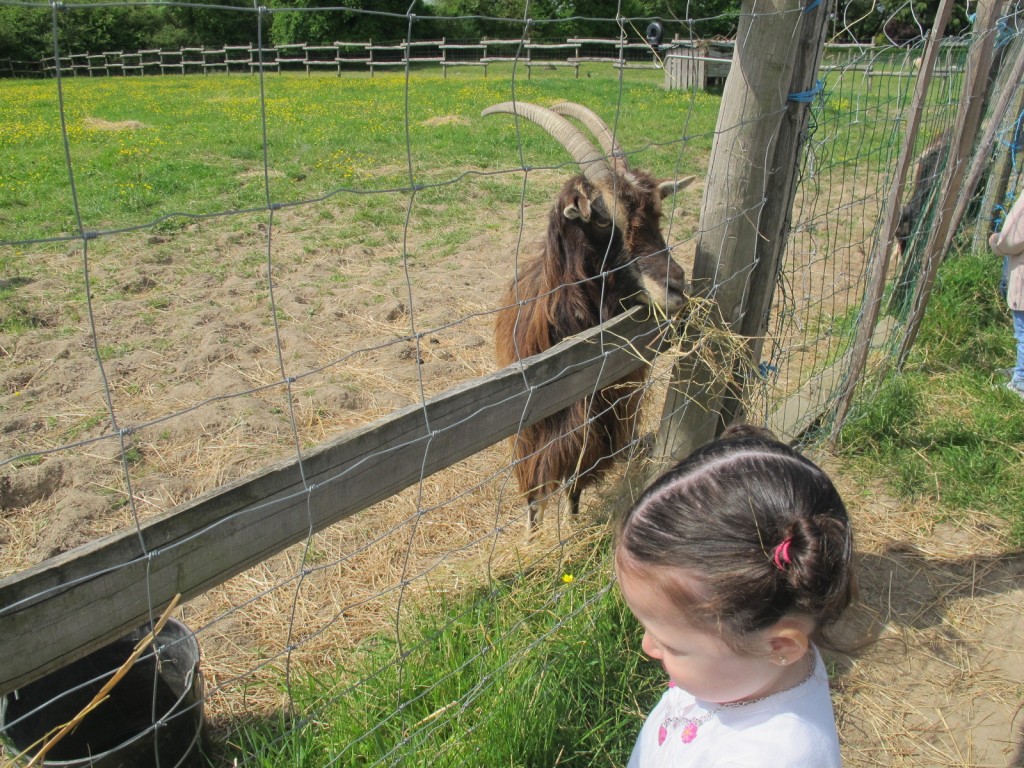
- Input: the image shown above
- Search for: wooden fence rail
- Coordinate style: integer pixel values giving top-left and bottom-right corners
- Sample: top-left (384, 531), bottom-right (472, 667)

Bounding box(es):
top-left (0, 37), bottom-right (662, 80)
top-left (1, 37), bottom-right (970, 82)
top-left (0, 308), bottom-right (671, 695)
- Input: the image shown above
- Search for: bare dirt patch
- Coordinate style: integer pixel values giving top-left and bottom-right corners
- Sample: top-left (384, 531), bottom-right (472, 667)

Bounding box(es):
top-left (823, 462), bottom-right (1024, 766)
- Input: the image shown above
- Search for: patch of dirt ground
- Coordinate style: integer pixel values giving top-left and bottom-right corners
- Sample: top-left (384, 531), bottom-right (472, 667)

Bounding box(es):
top-left (822, 461), bottom-right (1024, 767)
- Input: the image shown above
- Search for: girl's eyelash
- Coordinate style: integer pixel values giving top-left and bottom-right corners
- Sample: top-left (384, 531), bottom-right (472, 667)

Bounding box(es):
top-left (649, 631), bottom-right (684, 655)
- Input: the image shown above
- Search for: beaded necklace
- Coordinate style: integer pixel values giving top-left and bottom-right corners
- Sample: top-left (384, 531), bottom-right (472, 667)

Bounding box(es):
top-left (657, 654), bottom-right (816, 746)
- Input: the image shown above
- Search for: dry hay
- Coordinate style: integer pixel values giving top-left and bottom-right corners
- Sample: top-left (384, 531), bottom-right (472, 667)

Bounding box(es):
top-left (421, 115), bottom-right (471, 127)
top-left (819, 462), bottom-right (1024, 767)
top-left (82, 117), bottom-right (150, 131)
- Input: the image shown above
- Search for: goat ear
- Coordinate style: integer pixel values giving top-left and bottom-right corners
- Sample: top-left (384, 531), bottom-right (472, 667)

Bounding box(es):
top-left (659, 176), bottom-right (696, 199)
top-left (563, 192), bottom-right (593, 222)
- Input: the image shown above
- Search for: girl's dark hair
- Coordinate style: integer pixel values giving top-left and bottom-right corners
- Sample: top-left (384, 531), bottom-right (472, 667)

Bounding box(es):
top-left (615, 424), bottom-right (854, 649)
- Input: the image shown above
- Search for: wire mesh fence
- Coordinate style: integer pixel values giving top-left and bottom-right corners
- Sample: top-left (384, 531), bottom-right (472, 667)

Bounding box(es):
top-left (0, 1), bottom-right (1017, 765)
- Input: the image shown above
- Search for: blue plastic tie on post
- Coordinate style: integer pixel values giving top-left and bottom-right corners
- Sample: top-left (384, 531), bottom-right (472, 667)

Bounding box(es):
top-left (996, 19), bottom-right (1014, 49)
top-left (788, 79), bottom-right (825, 103)
top-left (993, 203), bottom-right (1006, 232)
top-left (998, 109), bottom-right (1024, 173)
top-left (1013, 109), bottom-right (1024, 171)
top-left (803, 0), bottom-right (821, 12)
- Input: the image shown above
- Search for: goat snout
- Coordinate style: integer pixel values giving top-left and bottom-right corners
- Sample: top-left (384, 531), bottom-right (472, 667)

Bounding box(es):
top-left (638, 251), bottom-right (688, 316)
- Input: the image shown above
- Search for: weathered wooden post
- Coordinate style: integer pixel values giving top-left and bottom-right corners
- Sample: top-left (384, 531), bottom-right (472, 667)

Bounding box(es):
top-left (973, 38), bottom-right (1024, 248)
top-left (828, 0), bottom-right (957, 441)
top-left (717, 0), bottom-right (836, 434)
top-left (653, 0), bottom-right (831, 466)
top-left (897, 0), bottom-right (1004, 367)
top-left (956, 35), bottom-right (1024, 243)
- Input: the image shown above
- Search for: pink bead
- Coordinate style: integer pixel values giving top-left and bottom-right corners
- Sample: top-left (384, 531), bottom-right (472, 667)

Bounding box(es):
top-left (657, 725), bottom-right (668, 746)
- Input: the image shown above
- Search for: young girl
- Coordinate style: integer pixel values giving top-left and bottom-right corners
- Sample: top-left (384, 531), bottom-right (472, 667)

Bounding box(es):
top-left (988, 191), bottom-right (1024, 399)
top-left (615, 425), bottom-right (854, 767)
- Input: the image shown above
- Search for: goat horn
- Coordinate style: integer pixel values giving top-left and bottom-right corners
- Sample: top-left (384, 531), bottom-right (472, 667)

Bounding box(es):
top-left (550, 102), bottom-right (628, 171)
top-left (482, 101), bottom-right (614, 184)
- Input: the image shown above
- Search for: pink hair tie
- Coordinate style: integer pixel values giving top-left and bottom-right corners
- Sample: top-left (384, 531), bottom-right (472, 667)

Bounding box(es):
top-left (772, 537), bottom-right (794, 570)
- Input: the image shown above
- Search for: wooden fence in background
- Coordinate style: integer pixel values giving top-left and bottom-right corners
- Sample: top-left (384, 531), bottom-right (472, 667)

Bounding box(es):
top-left (1, 36), bottom-right (967, 85)
top-left (1, 36), bottom-right (664, 80)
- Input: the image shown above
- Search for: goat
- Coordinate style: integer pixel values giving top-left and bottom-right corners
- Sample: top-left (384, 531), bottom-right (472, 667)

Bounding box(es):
top-left (485, 100), bottom-right (694, 532)
top-left (891, 131), bottom-right (950, 314)
top-left (895, 130), bottom-right (950, 259)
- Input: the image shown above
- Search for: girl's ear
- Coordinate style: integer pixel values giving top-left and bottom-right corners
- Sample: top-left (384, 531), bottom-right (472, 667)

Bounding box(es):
top-left (765, 617), bottom-right (811, 666)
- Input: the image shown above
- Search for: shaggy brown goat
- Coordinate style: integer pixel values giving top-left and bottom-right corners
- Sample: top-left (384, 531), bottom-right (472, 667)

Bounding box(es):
top-left (896, 130), bottom-right (950, 259)
top-left (890, 131), bottom-right (950, 314)
top-left (486, 101), bottom-right (694, 532)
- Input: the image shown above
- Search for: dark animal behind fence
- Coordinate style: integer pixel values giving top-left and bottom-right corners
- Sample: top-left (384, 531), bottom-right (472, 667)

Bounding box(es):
top-left (486, 101), bottom-right (694, 532)
top-left (895, 130), bottom-right (951, 258)
top-left (891, 130), bottom-right (951, 315)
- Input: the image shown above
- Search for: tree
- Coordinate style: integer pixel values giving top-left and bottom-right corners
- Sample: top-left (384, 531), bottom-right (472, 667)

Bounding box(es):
top-left (0, 3), bottom-right (171, 62)
top-left (0, 5), bottom-right (53, 62)
top-left (834, 0), bottom-right (972, 43)
top-left (268, 0), bottom-right (438, 45)
top-left (163, 0), bottom-right (260, 47)
top-left (427, 0), bottom-right (743, 42)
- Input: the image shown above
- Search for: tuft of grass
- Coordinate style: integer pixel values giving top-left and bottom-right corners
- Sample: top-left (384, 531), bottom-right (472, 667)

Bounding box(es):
top-left (912, 249), bottom-right (1008, 369)
top-left (839, 251), bottom-right (1024, 540)
top-left (218, 549), bottom-right (662, 768)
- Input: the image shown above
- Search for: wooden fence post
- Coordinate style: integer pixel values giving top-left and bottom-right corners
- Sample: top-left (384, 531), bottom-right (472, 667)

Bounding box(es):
top-left (828, 0), bottom-right (956, 442)
top-left (973, 37), bottom-right (1024, 248)
top-left (897, 0), bottom-right (1004, 367)
top-left (954, 36), bottom-right (1024, 243)
top-left (715, 0), bottom-right (835, 434)
top-left (652, 0), bottom-right (818, 467)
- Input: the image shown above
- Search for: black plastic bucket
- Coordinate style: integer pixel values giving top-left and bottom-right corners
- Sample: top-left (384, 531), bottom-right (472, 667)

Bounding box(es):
top-left (1, 618), bottom-right (204, 768)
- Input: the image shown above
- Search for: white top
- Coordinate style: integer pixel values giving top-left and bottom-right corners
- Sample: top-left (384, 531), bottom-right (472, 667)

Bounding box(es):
top-left (989, 192), bottom-right (1024, 311)
top-left (627, 650), bottom-right (842, 768)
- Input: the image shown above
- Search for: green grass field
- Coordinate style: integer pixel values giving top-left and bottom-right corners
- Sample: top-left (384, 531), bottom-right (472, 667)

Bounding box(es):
top-left (0, 67), bottom-right (720, 247)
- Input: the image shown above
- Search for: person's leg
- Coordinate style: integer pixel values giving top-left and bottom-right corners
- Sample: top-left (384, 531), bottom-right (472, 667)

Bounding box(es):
top-left (1011, 309), bottom-right (1024, 391)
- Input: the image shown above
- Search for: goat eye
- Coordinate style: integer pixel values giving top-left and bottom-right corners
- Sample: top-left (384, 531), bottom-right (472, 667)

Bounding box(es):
top-left (594, 218), bottom-right (612, 229)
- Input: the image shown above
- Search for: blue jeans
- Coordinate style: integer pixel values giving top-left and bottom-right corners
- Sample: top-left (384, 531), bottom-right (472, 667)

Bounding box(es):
top-left (1013, 309), bottom-right (1024, 386)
